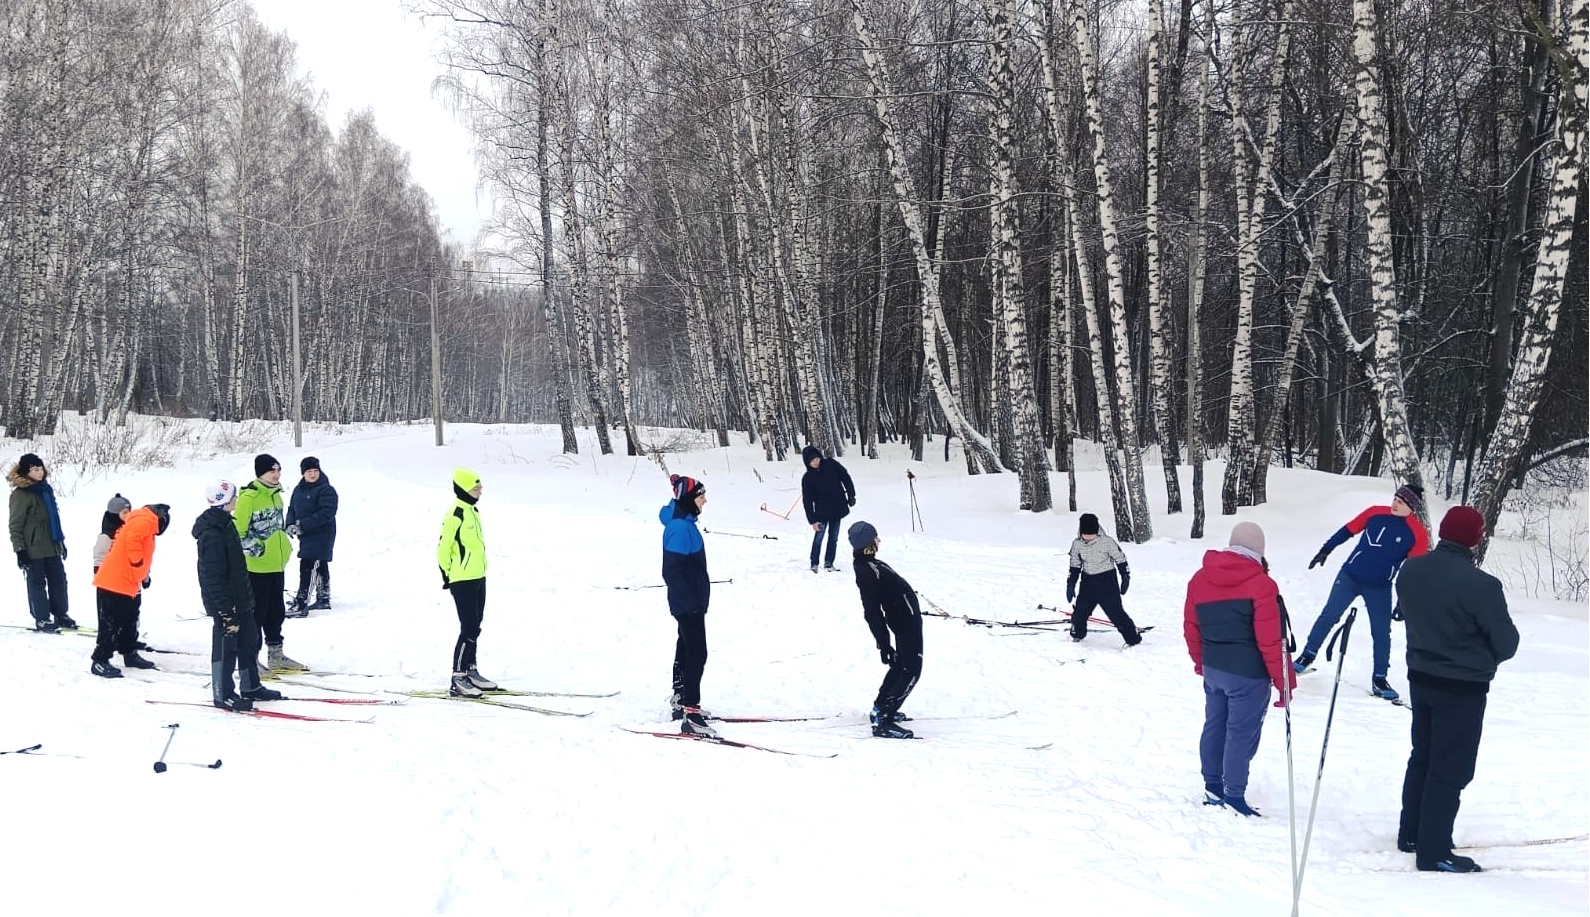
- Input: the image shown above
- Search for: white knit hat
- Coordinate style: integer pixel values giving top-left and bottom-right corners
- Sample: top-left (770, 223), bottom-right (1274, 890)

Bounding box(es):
top-left (204, 480), bottom-right (238, 507)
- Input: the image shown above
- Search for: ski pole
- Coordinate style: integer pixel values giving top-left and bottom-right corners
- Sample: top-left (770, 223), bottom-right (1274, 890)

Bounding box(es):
top-left (1279, 596), bottom-right (1299, 915)
top-left (1, 743), bottom-right (43, 755)
top-left (1293, 607), bottom-right (1357, 916)
top-left (153, 723), bottom-right (179, 773)
top-left (613, 579), bottom-right (734, 591)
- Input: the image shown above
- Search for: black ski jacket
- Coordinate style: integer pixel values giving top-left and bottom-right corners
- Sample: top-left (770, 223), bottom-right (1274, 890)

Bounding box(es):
top-left (853, 552), bottom-right (920, 650)
top-left (193, 507), bottom-right (254, 627)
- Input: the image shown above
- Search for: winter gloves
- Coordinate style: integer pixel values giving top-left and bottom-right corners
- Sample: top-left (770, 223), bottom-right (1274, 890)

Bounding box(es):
top-left (1117, 562), bottom-right (1131, 595)
top-left (1391, 604), bottom-right (1404, 622)
top-left (847, 496), bottom-right (856, 508)
top-left (439, 566), bottom-right (451, 590)
top-left (1065, 569), bottom-right (1080, 603)
top-left (142, 576), bottom-right (152, 590)
top-left (878, 644), bottom-right (895, 666)
top-left (15, 551), bottom-right (27, 570)
top-left (1308, 547), bottom-right (1332, 569)
top-left (286, 524), bottom-right (302, 538)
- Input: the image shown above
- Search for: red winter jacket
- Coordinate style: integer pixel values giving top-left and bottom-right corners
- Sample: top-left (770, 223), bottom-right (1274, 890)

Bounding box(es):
top-left (1183, 549), bottom-right (1295, 695)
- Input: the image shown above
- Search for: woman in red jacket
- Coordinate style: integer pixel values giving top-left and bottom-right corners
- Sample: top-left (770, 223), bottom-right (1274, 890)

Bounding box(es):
top-left (1183, 522), bottom-right (1295, 816)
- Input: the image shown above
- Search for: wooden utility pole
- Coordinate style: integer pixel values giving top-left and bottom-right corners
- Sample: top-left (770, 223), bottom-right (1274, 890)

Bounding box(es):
top-left (430, 268), bottom-right (444, 446)
top-left (291, 269), bottom-right (303, 447)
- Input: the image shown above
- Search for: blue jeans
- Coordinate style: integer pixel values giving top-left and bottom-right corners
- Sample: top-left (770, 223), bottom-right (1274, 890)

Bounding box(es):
top-left (1200, 667), bottom-right (1271, 797)
top-left (810, 520), bottom-right (840, 568)
top-left (1302, 573), bottom-right (1394, 678)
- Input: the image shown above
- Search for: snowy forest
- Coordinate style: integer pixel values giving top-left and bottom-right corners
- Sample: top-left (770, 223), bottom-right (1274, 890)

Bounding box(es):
top-left (0, 0), bottom-right (1585, 550)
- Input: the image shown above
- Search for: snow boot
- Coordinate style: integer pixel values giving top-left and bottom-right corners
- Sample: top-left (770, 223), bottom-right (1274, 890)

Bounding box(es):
top-left (1204, 781), bottom-right (1225, 806)
top-left (1293, 651), bottom-right (1316, 674)
top-left (1222, 794), bottom-right (1261, 817)
top-left (466, 667), bottom-right (498, 690)
top-left (1371, 677), bottom-right (1400, 702)
top-left (121, 650), bottom-right (157, 670)
top-left (266, 642), bottom-right (306, 672)
top-left (1418, 854), bottom-right (1482, 873)
top-left (242, 685), bottom-right (285, 702)
top-left (450, 673), bottom-right (483, 697)
top-left (681, 708), bottom-right (719, 738)
top-left (285, 589), bottom-right (310, 618)
top-left (869, 706), bottom-right (912, 727)
top-left (215, 695), bottom-right (254, 712)
top-left (35, 618), bottom-right (59, 633)
top-left (90, 659), bottom-right (123, 678)
top-left (306, 590), bottom-right (331, 611)
top-left (55, 615), bottom-right (79, 630)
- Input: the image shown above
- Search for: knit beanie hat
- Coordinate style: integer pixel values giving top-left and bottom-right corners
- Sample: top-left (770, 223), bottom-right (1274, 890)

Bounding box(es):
top-left (670, 474), bottom-right (705, 502)
top-left (1228, 521), bottom-right (1266, 555)
top-left (848, 520), bottom-right (879, 549)
top-left (255, 454), bottom-right (281, 477)
top-left (1394, 483), bottom-right (1425, 512)
top-left (1438, 506), bottom-right (1485, 548)
top-left (204, 481), bottom-right (237, 507)
top-left (801, 445), bottom-right (823, 466)
top-left (18, 453), bottom-right (44, 474)
top-left (106, 494), bottom-right (132, 514)
top-left (1079, 513), bottom-right (1100, 536)
top-left (300, 456), bottom-right (321, 473)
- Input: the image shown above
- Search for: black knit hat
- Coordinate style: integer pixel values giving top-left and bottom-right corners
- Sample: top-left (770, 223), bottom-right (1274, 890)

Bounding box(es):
top-left (300, 456), bottom-right (321, 473)
top-left (670, 474), bottom-right (704, 502)
top-left (255, 454), bottom-right (281, 477)
top-left (18, 453), bottom-right (44, 475)
top-left (1079, 513), bottom-right (1100, 536)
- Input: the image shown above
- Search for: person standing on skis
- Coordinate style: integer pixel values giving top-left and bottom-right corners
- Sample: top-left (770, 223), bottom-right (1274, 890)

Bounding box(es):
top-left (662, 474), bottom-right (714, 738)
top-left (1065, 513), bottom-right (1144, 646)
top-left (849, 521), bottom-right (921, 739)
top-left (1293, 484), bottom-right (1429, 701)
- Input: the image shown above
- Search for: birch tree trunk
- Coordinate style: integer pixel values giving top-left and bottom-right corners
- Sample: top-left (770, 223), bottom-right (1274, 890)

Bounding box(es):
top-left (1187, 0), bottom-right (1214, 540)
top-left (1472, 0), bottom-right (1588, 561)
top-left (1144, 0), bottom-right (1183, 513)
top-left (1350, 0), bottom-right (1425, 494)
top-left (1071, 0), bottom-right (1151, 540)
top-left (849, 0), bottom-right (1003, 474)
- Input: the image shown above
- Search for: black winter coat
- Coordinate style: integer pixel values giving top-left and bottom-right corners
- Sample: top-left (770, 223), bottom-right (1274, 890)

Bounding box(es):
top-left (1396, 540), bottom-right (1519, 686)
top-left (286, 473), bottom-right (338, 561)
top-left (800, 447), bottom-right (856, 524)
top-left (853, 553), bottom-right (920, 650)
top-left (192, 507), bottom-right (254, 625)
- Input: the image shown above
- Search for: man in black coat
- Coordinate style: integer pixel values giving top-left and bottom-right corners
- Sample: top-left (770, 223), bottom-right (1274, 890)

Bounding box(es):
top-left (1394, 505), bottom-right (1519, 873)
top-left (194, 481), bottom-right (280, 710)
top-left (801, 445), bottom-right (855, 572)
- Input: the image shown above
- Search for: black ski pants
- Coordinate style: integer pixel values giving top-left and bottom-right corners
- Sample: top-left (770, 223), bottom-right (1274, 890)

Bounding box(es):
top-left (1071, 584), bottom-right (1140, 644)
top-left (450, 578), bottom-right (486, 673)
top-left (874, 607), bottom-right (923, 718)
top-left (210, 611), bottom-right (263, 702)
top-left (1399, 682), bottom-right (1487, 865)
top-left (24, 554), bottom-right (69, 625)
top-left (92, 589), bottom-right (141, 662)
top-left (250, 571), bottom-right (286, 646)
top-left (295, 558), bottom-right (329, 603)
top-left (672, 611), bottom-right (708, 707)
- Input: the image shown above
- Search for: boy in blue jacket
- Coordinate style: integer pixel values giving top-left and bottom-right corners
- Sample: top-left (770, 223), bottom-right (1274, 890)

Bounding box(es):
top-left (662, 474), bottom-right (714, 737)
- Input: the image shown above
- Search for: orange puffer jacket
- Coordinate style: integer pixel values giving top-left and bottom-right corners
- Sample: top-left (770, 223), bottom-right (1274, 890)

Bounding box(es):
top-left (92, 506), bottom-right (160, 597)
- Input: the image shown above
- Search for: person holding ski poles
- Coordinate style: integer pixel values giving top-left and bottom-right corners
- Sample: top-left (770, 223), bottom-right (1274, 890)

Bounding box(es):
top-left (1183, 522), bottom-right (1294, 816)
top-left (849, 521), bottom-right (921, 739)
top-left (1065, 513), bottom-right (1144, 646)
top-left (195, 481), bottom-right (279, 710)
top-left (1393, 506), bottom-right (1518, 873)
top-left (1293, 484), bottom-right (1429, 702)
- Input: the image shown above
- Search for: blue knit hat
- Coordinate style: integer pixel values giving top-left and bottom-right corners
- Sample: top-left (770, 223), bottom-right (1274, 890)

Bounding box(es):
top-left (848, 520), bottom-right (878, 549)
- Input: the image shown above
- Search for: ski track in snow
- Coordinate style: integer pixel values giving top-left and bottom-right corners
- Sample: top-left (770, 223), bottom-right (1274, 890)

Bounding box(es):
top-left (0, 421), bottom-right (1584, 916)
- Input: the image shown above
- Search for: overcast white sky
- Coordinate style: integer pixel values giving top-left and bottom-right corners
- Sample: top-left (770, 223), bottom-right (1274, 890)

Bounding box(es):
top-left (248, 0), bottom-right (489, 244)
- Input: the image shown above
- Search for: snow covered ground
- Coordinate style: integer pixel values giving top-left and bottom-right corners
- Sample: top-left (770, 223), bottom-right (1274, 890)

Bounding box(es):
top-left (1, 421), bottom-right (1584, 916)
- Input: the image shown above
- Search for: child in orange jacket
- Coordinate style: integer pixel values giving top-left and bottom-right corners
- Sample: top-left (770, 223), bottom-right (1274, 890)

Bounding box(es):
top-left (89, 504), bottom-right (169, 678)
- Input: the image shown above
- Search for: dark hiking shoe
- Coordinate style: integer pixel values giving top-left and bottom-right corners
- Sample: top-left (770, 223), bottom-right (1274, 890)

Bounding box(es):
top-left (35, 619), bottom-right (59, 634)
top-left (242, 686), bottom-right (285, 702)
top-left (55, 615), bottom-right (79, 630)
top-left (121, 651), bottom-right (157, 670)
top-left (1223, 794), bottom-right (1261, 817)
top-left (1397, 836), bottom-right (1418, 853)
top-left (215, 695), bottom-right (254, 712)
top-left (306, 597), bottom-right (331, 611)
top-left (1419, 854), bottom-right (1481, 873)
top-left (91, 660), bottom-right (123, 678)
